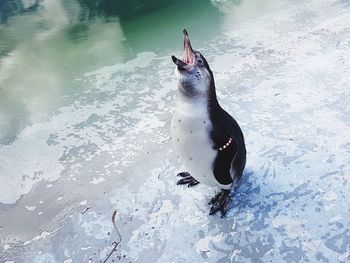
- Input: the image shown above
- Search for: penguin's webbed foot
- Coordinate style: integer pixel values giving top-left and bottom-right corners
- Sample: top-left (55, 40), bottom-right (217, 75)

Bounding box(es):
top-left (176, 172), bottom-right (200, 187)
top-left (209, 190), bottom-right (230, 217)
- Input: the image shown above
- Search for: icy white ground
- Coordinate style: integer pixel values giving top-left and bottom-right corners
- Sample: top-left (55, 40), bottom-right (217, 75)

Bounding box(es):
top-left (1, 0), bottom-right (350, 262)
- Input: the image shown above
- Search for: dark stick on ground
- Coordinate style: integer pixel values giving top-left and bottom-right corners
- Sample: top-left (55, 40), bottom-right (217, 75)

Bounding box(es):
top-left (102, 210), bottom-right (122, 263)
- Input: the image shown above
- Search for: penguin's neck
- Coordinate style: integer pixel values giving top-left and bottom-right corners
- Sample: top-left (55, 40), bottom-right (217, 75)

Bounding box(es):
top-left (175, 77), bottom-right (221, 116)
top-left (207, 78), bottom-right (221, 111)
top-left (175, 93), bottom-right (209, 117)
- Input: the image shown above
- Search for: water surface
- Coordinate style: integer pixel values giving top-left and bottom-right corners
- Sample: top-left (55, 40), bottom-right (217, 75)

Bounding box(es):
top-left (0, 0), bottom-right (280, 145)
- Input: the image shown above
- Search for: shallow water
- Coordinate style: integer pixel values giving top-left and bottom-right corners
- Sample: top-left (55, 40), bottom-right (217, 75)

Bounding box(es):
top-left (0, 0), bottom-right (280, 145)
top-left (1, 0), bottom-right (350, 262)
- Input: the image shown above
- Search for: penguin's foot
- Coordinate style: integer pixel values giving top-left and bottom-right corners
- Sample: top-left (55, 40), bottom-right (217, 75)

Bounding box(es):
top-left (209, 190), bottom-right (230, 217)
top-left (176, 172), bottom-right (200, 187)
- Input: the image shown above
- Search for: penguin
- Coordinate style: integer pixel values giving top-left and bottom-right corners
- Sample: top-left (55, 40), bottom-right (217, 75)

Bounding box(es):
top-left (171, 29), bottom-right (246, 217)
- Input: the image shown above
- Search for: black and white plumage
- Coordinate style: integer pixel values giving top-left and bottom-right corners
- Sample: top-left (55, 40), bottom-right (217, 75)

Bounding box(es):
top-left (171, 30), bottom-right (246, 216)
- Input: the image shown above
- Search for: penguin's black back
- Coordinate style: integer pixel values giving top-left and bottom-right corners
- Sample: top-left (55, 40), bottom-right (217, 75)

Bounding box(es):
top-left (207, 74), bottom-right (246, 186)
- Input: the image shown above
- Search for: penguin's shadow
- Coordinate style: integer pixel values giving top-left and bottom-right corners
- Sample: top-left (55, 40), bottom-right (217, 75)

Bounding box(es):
top-left (216, 167), bottom-right (315, 230)
top-left (224, 168), bottom-right (273, 222)
top-left (229, 169), bottom-right (261, 208)
top-left (203, 169), bottom-right (265, 230)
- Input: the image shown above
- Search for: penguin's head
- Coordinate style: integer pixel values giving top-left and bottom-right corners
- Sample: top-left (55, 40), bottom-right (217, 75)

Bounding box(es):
top-left (171, 29), bottom-right (213, 97)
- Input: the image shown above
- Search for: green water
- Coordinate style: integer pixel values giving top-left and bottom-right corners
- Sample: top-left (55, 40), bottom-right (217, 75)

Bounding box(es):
top-left (0, 0), bottom-right (279, 145)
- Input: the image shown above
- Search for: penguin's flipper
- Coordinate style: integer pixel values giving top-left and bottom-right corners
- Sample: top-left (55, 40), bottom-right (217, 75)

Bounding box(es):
top-left (209, 189), bottom-right (230, 217)
top-left (212, 138), bottom-right (238, 185)
top-left (176, 172), bottom-right (200, 187)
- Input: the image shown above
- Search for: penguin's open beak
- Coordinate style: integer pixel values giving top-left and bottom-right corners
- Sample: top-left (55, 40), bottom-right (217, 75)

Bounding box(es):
top-left (172, 29), bottom-right (195, 71)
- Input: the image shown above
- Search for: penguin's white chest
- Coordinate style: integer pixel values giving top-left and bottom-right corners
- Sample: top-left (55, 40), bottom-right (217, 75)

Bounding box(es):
top-left (171, 100), bottom-right (219, 187)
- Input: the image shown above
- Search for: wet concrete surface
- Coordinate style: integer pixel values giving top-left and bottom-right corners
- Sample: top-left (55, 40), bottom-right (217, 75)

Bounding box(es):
top-left (1, 0), bottom-right (350, 262)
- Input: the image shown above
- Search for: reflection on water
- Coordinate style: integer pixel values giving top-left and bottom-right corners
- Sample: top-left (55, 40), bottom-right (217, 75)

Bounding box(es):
top-left (0, 0), bottom-right (279, 145)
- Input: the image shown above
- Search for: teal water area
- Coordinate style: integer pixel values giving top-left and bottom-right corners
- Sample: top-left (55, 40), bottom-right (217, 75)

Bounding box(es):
top-left (0, 0), bottom-right (279, 145)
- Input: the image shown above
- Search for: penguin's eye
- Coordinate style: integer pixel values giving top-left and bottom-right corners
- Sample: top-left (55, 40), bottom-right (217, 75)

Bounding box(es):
top-left (197, 58), bottom-right (203, 65)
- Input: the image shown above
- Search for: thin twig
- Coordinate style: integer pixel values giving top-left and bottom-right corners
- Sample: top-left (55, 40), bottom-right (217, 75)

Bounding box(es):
top-left (81, 207), bottom-right (92, 214)
top-left (102, 211), bottom-right (122, 263)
